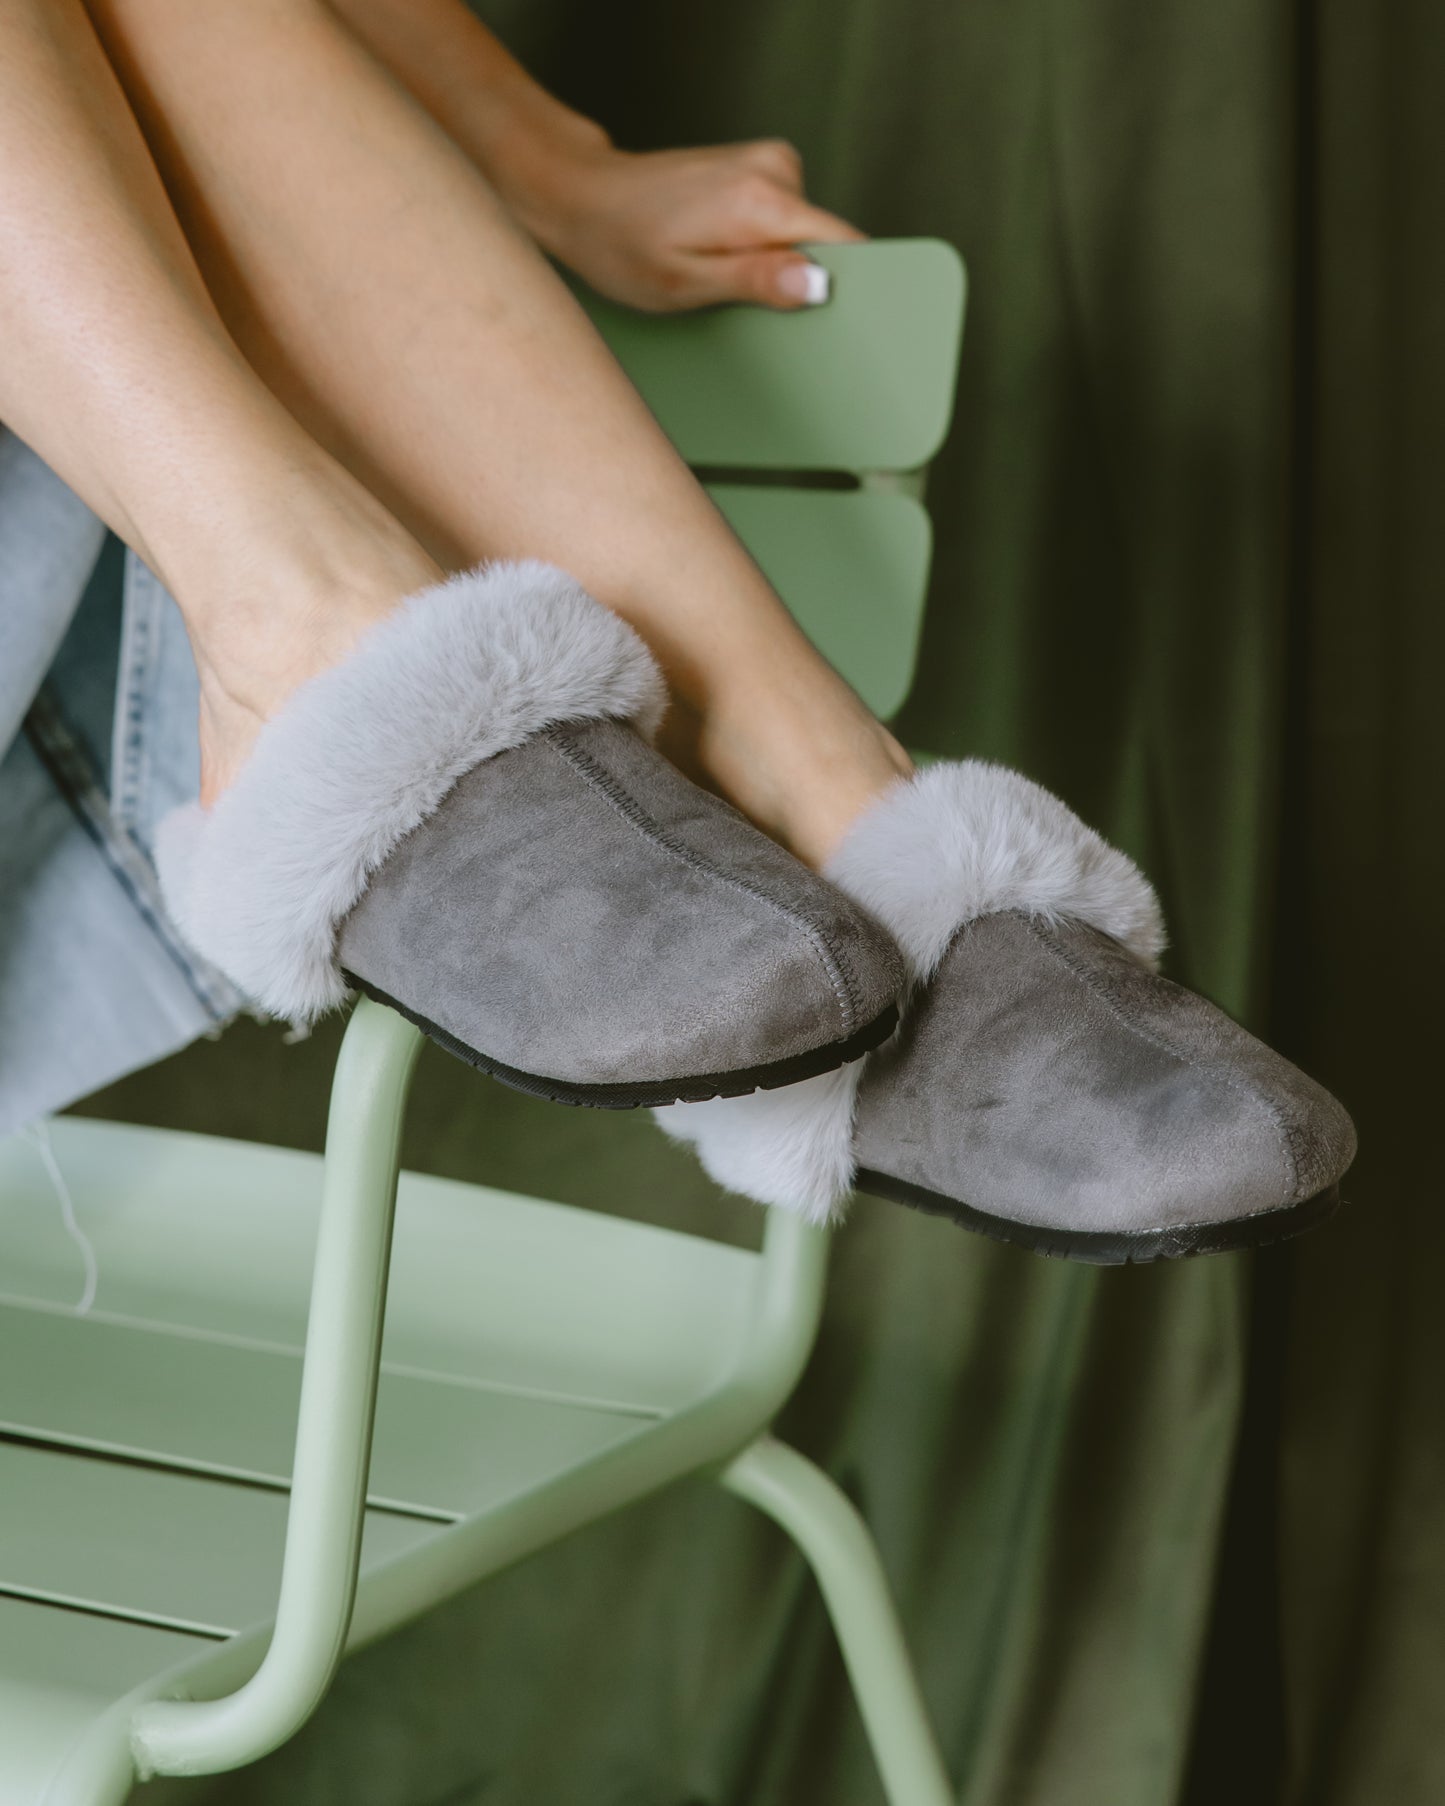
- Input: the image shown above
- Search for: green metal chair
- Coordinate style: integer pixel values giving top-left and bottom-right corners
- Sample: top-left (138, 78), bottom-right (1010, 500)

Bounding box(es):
top-left (0, 238), bottom-right (966, 1805)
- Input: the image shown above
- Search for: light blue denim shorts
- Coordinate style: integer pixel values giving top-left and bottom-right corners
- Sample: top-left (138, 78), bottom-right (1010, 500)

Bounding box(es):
top-left (0, 426), bottom-right (239, 1133)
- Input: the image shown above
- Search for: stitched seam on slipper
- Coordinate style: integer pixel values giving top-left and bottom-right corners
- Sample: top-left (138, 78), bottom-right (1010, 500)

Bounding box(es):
top-left (1017, 914), bottom-right (1298, 1205)
top-left (863, 1172), bottom-right (1335, 1242)
top-left (970, 1187), bottom-right (1331, 1242)
top-left (1127, 1189), bottom-right (1335, 1236)
top-left (544, 728), bottom-right (856, 1037)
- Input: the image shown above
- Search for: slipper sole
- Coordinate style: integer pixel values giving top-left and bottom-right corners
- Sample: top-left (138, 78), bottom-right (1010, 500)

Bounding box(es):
top-left (852, 1168), bottom-right (1342, 1264)
top-left (343, 970), bottom-right (899, 1109)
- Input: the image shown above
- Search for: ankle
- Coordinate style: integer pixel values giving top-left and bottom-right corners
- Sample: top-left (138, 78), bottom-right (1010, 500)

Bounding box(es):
top-left (184, 510), bottom-right (442, 806)
top-left (774, 723), bottom-right (914, 868)
top-left (663, 692), bottom-right (913, 870)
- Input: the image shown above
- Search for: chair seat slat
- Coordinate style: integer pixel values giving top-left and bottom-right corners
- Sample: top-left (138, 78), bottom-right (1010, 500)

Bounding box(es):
top-left (0, 1303), bottom-right (651, 1517)
top-left (0, 1441), bottom-right (437, 1637)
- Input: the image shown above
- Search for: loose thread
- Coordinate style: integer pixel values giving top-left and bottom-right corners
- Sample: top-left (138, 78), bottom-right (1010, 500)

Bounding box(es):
top-left (20, 1119), bottom-right (98, 1316)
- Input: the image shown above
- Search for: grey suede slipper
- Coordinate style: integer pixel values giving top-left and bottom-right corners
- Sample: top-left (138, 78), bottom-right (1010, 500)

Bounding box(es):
top-left (156, 561), bottom-right (903, 1106)
top-left (658, 761), bottom-right (1355, 1261)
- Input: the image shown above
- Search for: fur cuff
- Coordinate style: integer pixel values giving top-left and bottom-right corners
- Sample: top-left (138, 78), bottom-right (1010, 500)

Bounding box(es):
top-left (156, 560), bottom-right (666, 1025)
top-left (655, 760), bottom-right (1165, 1223)
top-left (658, 1063), bottom-right (865, 1227)
top-left (828, 760), bottom-right (1165, 981)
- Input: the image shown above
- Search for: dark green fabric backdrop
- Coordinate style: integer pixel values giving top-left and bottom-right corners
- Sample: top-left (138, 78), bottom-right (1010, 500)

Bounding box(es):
top-left (84, 1), bottom-right (1441, 1800)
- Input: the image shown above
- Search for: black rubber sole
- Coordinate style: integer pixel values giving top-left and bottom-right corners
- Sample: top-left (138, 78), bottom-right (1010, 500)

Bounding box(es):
top-left (343, 970), bottom-right (898, 1110)
top-left (853, 1167), bottom-right (1343, 1265)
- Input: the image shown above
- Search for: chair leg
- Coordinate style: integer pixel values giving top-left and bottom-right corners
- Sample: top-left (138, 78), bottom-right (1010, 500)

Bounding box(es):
top-left (719, 1435), bottom-right (954, 1806)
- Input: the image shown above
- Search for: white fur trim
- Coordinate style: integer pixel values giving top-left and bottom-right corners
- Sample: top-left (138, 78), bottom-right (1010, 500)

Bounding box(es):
top-left (828, 761), bottom-right (1166, 981)
top-left (656, 1062), bottom-right (865, 1225)
top-left (156, 560), bottom-right (666, 1025)
top-left (656, 759), bottom-right (1165, 1223)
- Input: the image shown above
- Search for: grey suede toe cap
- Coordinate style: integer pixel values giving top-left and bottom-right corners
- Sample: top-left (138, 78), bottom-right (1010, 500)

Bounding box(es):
top-left (853, 911), bottom-right (1356, 1251)
top-left (336, 719), bottom-right (904, 1098)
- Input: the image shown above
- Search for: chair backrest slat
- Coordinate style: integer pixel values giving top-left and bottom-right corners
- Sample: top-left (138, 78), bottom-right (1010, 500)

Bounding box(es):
top-left (577, 238), bottom-right (966, 475)
top-left (706, 485), bottom-right (931, 721)
top-left (578, 237), bottom-right (967, 718)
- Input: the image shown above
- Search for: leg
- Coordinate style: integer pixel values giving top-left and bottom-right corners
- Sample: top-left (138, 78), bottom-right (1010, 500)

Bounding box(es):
top-left (84, 0), bottom-right (911, 866)
top-left (721, 1436), bottom-right (954, 1806)
top-left (0, 0), bottom-right (441, 804)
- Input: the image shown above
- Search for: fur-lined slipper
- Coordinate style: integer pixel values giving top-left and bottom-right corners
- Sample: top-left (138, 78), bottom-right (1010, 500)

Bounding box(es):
top-left (657, 761), bottom-right (1356, 1261)
top-left (156, 561), bottom-right (904, 1107)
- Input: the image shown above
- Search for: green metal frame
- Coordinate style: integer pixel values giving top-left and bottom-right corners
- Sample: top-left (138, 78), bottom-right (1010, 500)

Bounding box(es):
top-left (44, 1001), bottom-right (948, 1804)
top-left (6, 236), bottom-right (968, 1804)
top-left (130, 1001), bottom-right (423, 1778)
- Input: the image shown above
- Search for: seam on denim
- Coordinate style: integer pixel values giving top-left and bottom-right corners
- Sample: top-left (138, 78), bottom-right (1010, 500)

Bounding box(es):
top-left (1018, 914), bottom-right (1298, 1204)
top-left (544, 726), bottom-right (855, 1036)
top-left (24, 687), bottom-right (242, 1023)
top-left (109, 552), bottom-right (157, 834)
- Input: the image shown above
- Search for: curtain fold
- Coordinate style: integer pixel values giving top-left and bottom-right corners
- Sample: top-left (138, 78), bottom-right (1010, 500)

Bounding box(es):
top-left (1270, 2), bottom-right (1444, 1800)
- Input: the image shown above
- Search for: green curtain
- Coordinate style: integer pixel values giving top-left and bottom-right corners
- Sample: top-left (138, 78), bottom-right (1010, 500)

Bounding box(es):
top-left (86, 1), bottom-right (1440, 1800)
